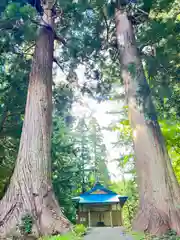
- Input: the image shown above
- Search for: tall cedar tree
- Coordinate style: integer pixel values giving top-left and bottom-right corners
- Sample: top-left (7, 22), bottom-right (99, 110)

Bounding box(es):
top-left (0, 0), bottom-right (70, 238)
top-left (115, 5), bottom-right (180, 235)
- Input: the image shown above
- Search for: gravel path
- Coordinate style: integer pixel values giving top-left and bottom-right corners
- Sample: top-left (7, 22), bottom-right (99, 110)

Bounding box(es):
top-left (84, 227), bottom-right (133, 240)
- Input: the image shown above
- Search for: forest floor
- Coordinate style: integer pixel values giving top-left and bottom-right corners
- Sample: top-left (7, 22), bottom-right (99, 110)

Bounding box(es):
top-left (84, 227), bottom-right (133, 240)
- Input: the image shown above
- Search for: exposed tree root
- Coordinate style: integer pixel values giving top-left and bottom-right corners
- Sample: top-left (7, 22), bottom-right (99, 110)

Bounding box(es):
top-left (114, 7), bottom-right (180, 238)
top-left (0, 4), bottom-right (72, 240)
top-left (133, 202), bottom-right (180, 236)
top-left (0, 184), bottom-right (71, 239)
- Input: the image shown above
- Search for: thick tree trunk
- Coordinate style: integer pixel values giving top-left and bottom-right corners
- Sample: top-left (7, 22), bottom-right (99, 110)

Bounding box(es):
top-left (0, 8), bottom-right (70, 239)
top-left (115, 8), bottom-right (180, 236)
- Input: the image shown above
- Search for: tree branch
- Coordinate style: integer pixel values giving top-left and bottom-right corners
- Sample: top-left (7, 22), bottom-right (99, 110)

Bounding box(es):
top-left (24, 43), bottom-right (36, 53)
top-left (0, 106), bottom-right (8, 133)
top-left (101, 9), bottom-right (109, 42)
top-left (54, 33), bottom-right (66, 45)
top-left (0, 19), bottom-right (23, 31)
top-left (53, 57), bottom-right (65, 73)
top-left (31, 18), bottom-right (66, 45)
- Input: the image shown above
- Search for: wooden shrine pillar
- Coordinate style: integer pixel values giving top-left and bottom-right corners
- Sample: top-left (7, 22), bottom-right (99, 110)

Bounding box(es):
top-left (110, 206), bottom-right (113, 227)
top-left (88, 209), bottom-right (91, 228)
top-left (120, 202), bottom-right (123, 226)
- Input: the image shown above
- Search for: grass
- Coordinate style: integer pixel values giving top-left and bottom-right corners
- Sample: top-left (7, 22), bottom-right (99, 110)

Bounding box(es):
top-left (129, 230), bottom-right (180, 240)
top-left (130, 231), bottom-right (146, 240)
top-left (39, 224), bottom-right (87, 240)
top-left (39, 232), bottom-right (81, 240)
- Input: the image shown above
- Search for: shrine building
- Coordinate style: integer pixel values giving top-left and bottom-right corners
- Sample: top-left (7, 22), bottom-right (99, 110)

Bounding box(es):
top-left (72, 182), bottom-right (128, 227)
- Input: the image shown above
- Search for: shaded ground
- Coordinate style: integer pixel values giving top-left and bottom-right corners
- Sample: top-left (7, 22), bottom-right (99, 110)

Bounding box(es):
top-left (84, 227), bottom-right (133, 240)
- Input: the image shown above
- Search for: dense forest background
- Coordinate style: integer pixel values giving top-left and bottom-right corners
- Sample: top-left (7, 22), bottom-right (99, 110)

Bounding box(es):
top-left (0, 0), bottom-right (179, 238)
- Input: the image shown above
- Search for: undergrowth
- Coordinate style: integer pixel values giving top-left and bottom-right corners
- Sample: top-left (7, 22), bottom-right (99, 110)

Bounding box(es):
top-left (19, 213), bottom-right (33, 235)
top-left (39, 224), bottom-right (87, 240)
top-left (131, 230), bottom-right (180, 240)
top-left (73, 224), bottom-right (87, 237)
top-left (152, 230), bottom-right (180, 240)
top-left (39, 233), bottom-right (78, 240)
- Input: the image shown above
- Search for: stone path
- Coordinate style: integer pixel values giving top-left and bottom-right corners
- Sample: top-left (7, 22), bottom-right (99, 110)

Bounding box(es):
top-left (84, 227), bottom-right (133, 240)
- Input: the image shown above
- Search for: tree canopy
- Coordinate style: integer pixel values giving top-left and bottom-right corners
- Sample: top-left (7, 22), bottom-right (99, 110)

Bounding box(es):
top-left (0, 0), bottom-right (179, 238)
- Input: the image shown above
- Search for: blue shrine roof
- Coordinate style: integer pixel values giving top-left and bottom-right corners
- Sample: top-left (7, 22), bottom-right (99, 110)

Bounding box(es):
top-left (72, 182), bottom-right (128, 205)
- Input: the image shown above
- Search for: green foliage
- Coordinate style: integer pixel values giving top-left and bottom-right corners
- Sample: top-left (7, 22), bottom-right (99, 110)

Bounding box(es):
top-left (72, 116), bottom-right (110, 193)
top-left (19, 213), bottom-right (33, 235)
top-left (0, 0), bottom-right (34, 198)
top-left (160, 120), bottom-right (180, 182)
top-left (130, 231), bottom-right (147, 240)
top-left (52, 115), bottom-right (80, 223)
top-left (73, 224), bottom-right (87, 237)
top-left (130, 230), bottom-right (180, 240)
top-left (38, 224), bottom-right (86, 240)
top-left (110, 180), bottom-right (138, 229)
top-left (52, 88), bottom-right (109, 222)
top-left (39, 232), bottom-right (80, 240)
top-left (0, 0), bottom-right (179, 237)
top-left (138, 0), bottom-right (180, 120)
top-left (128, 63), bottom-right (137, 79)
top-left (88, 117), bottom-right (110, 185)
top-left (152, 230), bottom-right (180, 240)
top-left (129, 230), bottom-right (180, 240)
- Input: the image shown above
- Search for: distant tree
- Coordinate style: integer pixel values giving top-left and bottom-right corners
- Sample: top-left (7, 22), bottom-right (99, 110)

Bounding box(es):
top-left (88, 117), bottom-right (110, 185)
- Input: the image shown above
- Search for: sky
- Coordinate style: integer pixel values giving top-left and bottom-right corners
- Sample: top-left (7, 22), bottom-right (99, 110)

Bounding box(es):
top-left (54, 64), bottom-right (130, 182)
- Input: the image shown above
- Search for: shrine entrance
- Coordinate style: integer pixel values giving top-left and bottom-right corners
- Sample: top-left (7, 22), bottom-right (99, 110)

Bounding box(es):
top-left (72, 182), bottom-right (128, 227)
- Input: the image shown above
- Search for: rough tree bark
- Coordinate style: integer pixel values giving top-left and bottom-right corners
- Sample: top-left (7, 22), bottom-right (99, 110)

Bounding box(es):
top-left (0, 3), bottom-right (70, 239)
top-left (115, 8), bottom-right (180, 236)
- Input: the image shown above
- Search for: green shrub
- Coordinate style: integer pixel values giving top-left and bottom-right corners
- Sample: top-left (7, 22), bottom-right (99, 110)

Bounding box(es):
top-left (38, 226), bottom-right (87, 240)
top-left (129, 230), bottom-right (180, 240)
top-left (19, 213), bottom-right (33, 235)
top-left (130, 231), bottom-right (147, 240)
top-left (39, 232), bottom-right (78, 240)
top-left (152, 230), bottom-right (180, 240)
top-left (73, 224), bottom-right (87, 236)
